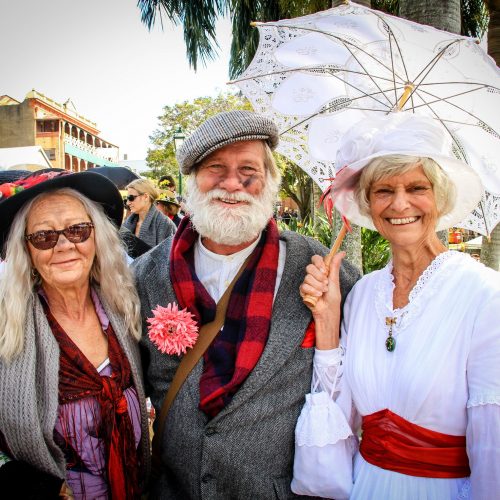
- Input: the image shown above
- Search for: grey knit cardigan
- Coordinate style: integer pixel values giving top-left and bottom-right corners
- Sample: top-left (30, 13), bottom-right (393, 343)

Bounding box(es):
top-left (133, 230), bottom-right (360, 499)
top-left (123, 204), bottom-right (176, 249)
top-left (0, 289), bottom-right (150, 482)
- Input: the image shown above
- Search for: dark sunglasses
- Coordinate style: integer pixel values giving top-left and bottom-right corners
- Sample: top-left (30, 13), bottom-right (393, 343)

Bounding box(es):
top-left (126, 193), bottom-right (143, 202)
top-left (25, 222), bottom-right (94, 250)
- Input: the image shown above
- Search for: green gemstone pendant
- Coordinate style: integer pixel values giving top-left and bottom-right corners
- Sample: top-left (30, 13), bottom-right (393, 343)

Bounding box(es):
top-left (385, 317), bottom-right (397, 352)
top-left (385, 335), bottom-right (396, 352)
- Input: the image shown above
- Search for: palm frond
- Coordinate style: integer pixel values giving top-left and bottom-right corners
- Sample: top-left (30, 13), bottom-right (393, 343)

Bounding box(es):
top-left (461, 0), bottom-right (489, 38)
top-left (137, 0), bottom-right (226, 70)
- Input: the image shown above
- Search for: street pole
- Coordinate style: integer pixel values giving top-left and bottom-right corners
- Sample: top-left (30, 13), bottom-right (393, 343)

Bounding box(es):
top-left (173, 126), bottom-right (186, 198)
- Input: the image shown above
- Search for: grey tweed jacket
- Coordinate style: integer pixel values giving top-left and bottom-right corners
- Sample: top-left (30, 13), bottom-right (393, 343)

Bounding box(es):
top-left (132, 231), bottom-right (360, 500)
top-left (123, 204), bottom-right (176, 248)
top-left (0, 290), bottom-right (150, 483)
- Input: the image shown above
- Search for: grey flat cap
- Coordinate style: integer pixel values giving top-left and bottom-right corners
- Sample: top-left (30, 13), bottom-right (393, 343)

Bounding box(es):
top-left (176, 110), bottom-right (279, 174)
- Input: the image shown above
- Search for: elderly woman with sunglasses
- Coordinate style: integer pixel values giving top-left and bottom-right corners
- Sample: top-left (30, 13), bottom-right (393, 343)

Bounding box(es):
top-left (292, 114), bottom-right (500, 500)
top-left (0, 171), bottom-right (150, 499)
top-left (122, 179), bottom-right (176, 255)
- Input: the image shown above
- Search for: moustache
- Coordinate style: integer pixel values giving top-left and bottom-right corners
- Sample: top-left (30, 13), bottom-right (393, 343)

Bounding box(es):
top-left (204, 189), bottom-right (256, 204)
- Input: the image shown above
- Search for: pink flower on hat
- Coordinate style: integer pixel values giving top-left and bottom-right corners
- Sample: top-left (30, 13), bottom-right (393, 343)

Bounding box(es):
top-left (147, 302), bottom-right (199, 356)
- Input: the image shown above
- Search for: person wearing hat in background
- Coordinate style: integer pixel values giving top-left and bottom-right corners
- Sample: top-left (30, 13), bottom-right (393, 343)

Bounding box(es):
top-left (123, 178), bottom-right (176, 255)
top-left (158, 175), bottom-right (177, 194)
top-left (0, 171), bottom-right (150, 499)
top-left (292, 113), bottom-right (500, 499)
top-left (155, 190), bottom-right (183, 227)
top-left (132, 110), bottom-right (360, 499)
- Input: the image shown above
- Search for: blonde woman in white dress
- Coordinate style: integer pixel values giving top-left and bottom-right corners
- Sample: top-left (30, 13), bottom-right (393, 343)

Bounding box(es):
top-left (292, 113), bottom-right (500, 500)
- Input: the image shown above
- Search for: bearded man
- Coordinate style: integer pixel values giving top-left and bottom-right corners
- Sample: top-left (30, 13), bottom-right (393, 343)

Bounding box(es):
top-left (133, 111), bottom-right (360, 499)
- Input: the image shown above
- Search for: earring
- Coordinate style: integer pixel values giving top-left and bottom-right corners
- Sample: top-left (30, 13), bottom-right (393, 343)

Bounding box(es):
top-left (31, 268), bottom-right (39, 280)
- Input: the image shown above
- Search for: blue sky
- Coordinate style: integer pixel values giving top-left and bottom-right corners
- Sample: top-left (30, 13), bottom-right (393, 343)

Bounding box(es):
top-left (0, 0), bottom-right (234, 160)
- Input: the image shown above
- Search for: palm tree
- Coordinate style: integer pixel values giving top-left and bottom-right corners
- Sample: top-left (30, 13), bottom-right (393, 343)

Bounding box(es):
top-left (399, 0), bottom-right (461, 32)
top-left (480, 0), bottom-right (500, 270)
top-left (137, 1), bottom-right (394, 79)
top-left (137, 0), bottom-right (226, 71)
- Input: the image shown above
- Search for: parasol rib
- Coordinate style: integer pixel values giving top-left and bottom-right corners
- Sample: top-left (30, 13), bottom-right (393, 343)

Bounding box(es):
top-left (368, 10), bottom-right (411, 95)
top-left (401, 40), bottom-right (464, 108)
top-left (278, 89), bottom-right (397, 136)
top-left (257, 22), bottom-right (405, 104)
top-left (410, 87), bottom-right (500, 138)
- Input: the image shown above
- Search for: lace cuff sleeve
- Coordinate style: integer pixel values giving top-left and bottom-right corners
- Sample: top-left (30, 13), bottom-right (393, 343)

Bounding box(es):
top-left (292, 391), bottom-right (355, 499)
top-left (311, 347), bottom-right (344, 397)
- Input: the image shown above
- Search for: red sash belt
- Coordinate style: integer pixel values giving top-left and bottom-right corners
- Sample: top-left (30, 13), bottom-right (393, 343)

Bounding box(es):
top-left (360, 409), bottom-right (470, 478)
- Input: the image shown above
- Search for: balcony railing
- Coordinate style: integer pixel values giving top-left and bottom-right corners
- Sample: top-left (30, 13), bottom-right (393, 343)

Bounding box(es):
top-left (64, 135), bottom-right (118, 161)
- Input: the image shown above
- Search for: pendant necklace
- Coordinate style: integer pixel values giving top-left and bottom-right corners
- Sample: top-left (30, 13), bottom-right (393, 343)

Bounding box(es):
top-left (385, 317), bottom-right (397, 352)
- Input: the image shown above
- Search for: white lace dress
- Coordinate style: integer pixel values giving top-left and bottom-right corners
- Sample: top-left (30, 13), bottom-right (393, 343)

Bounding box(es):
top-left (292, 252), bottom-right (500, 499)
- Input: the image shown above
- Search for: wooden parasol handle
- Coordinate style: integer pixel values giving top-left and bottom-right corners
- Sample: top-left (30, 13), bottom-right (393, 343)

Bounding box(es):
top-left (302, 224), bottom-right (348, 309)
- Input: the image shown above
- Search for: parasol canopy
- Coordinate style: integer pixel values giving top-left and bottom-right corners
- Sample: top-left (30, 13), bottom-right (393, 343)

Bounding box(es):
top-left (232, 1), bottom-right (500, 236)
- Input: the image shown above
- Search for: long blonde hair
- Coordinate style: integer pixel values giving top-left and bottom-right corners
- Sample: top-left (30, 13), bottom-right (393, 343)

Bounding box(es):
top-left (126, 178), bottom-right (160, 205)
top-left (0, 188), bottom-right (141, 362)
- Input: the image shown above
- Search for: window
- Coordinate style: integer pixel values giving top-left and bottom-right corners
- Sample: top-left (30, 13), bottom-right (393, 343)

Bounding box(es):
top-left (44, 148), bottom-right (56, 160)
top-left (36, 120), bottom-right (59, 133)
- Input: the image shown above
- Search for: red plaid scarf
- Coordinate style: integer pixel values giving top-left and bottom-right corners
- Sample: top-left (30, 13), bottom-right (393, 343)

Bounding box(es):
top-left (40, 297), bottom-right (142, 499)
top-left (170, 217), bottom-right (280, 417)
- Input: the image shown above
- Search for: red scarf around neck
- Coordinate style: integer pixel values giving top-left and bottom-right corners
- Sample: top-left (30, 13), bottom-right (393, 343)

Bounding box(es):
top-left (41, 297), bottom-right (142, 499)
top-left (170, 217), bottom-right (280, 417)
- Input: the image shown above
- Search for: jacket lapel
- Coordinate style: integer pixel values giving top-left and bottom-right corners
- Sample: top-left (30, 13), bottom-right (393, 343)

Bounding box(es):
top-left (143, 244), bottom-right (176, 311)
top-left (212, 233), bottom-right (314, 422)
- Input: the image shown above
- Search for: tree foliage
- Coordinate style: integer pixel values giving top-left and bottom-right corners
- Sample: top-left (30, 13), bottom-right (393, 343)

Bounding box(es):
top-left (361, 228), bottom-right (391, 274)
top-left (275, 154), bottom-right (315, 222)
top-left (146, 92), bottom-right (251, 179)
top-left (139, 0), bottom-right (489, 79)
top-left (277, 214), bottom-right (391, 274)
top-left (461, 0), bottom-right (489, 37)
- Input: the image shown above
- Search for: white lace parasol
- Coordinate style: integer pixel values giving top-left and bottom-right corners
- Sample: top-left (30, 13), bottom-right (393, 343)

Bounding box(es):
top-left (231, 1), bottom-right (500, 235)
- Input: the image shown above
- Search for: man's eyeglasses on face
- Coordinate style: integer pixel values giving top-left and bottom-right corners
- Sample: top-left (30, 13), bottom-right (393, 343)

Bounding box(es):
top-left (25, 222), bottom-right (94, 250)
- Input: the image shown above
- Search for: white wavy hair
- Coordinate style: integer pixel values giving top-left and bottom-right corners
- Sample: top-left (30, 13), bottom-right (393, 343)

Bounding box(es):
top-left (0, 188), bottom-right (141, 362)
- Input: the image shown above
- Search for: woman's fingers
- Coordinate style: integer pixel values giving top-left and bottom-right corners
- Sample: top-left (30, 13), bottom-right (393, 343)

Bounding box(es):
top-left (328, 251), bottom-right (346, 283)
top-left (303, 270), bottom-right (328, 292)
top-left (301, 252), bottom-right (344, 305)
top-left (311, 254), bottom-right (327, 272)
top-left (300, 282), bottom-right (322, 298)
top-left (301, 256), bottom-right (328, 298)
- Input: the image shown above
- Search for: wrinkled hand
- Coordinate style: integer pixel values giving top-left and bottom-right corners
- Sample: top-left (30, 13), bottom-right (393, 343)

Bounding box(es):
top-left (300, 252), bottom-right (345, 349)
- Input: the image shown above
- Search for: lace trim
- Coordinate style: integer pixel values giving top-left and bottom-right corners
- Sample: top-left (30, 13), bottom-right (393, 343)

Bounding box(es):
top-left (374, 251), bottom-right (465, 334)
top-left (456, 478), bottom-right (471, 500)
top-left (467, 393), bottom-right (500, 408)
top-left (296, 392), bottom-right (353, 447)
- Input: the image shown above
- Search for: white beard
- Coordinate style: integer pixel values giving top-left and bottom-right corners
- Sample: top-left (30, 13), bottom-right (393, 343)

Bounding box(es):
top-left (185, 174), bottom-right (280, 246)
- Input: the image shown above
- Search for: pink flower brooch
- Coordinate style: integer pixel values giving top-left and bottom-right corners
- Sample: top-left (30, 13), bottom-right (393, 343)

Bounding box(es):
top-left (147, 303), bottom-right (199, 356)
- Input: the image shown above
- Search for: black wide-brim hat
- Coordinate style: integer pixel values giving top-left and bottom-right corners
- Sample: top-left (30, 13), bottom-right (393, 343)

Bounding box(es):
top-left (0, 170), bottom-right (124, 254)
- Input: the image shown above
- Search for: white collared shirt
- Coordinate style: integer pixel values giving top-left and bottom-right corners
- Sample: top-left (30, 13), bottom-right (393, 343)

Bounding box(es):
top-left (194, 234), bottom-right (286, 303)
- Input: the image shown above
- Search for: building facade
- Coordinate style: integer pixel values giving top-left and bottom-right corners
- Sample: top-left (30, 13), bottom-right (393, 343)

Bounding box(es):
top-left (0, 90), bottom-right (120, 171)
